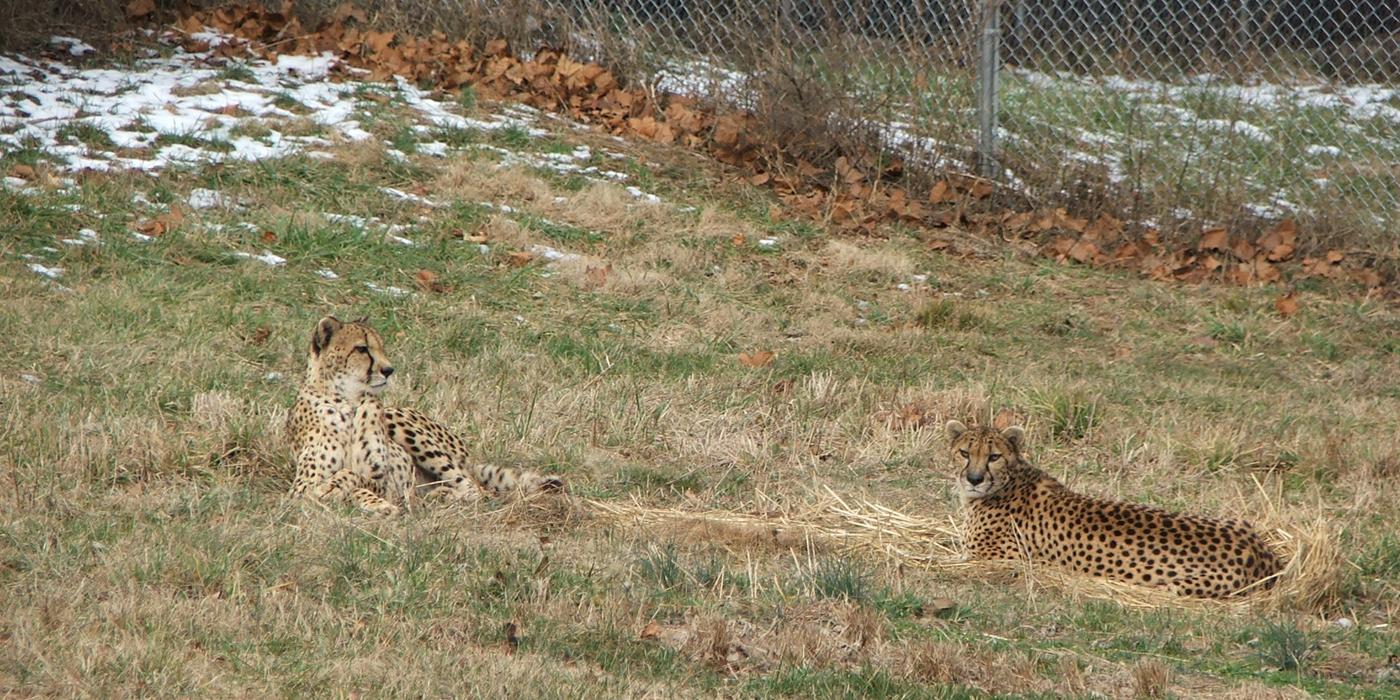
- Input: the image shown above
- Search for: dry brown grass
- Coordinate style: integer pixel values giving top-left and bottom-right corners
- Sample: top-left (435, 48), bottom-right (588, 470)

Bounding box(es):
top-left (1134, 658), bottom-right (1172, 698)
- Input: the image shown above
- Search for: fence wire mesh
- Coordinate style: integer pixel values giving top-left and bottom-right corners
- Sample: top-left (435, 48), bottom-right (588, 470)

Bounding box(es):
top-left (544, 0), bottom-right (1397, 241)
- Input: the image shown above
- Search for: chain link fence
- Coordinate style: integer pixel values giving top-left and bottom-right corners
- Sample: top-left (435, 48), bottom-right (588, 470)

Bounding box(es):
top-left (538, 0), bottom-right (1398, 245)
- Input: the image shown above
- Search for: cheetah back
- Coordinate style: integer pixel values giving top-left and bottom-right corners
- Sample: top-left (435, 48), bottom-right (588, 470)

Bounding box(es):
top-left (968, 473), bottom-right (1281, 598)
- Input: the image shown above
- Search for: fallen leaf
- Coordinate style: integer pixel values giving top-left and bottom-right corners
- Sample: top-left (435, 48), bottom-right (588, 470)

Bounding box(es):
top-left (133, 208), bottom-right (185, 237)
top-left (639, 621), bottom-right (661, 640)
top-left (927, 180), bottom-right (951, 204)
top-left (1229, 237), bottom-right (1257, 261)
top-left (1274, 292), bottom-right (1299, 317)
top-left (10, 164), bottom-right (36, 180)
top-left (260, 230), bottom-right (278, 245)
top-left (249, 326), bottom-right (271, 346)
top-left (584, 263), bottom-right (611, 290)
top-left (414, 269), bottom-right (448, 293)
top-left (737, 350), bottom-right (775, 368)
top-left (1067, 239), bottom-right (1100, 264)
top-left (1199, 227), bottom-right (1229, 251)
top-left (991, 408), bottom-right (1021, 430)
top-left (1258, 219), bottom-right (1298, 262)
top-left (730, 233), bottom-right (746, 247)
top-left (134, 219), bottom-right (165, 237)
top-left (1355, 269), bottom-right (1382, 289)
top-left (1083, 214), bottom-right (1122, 243)
top-left (506, 251), bottom-right (535, 267)
top-left (1044, 236), bottom-right (1074, 258)
top-left (125, 0), bottom-right (155, 19)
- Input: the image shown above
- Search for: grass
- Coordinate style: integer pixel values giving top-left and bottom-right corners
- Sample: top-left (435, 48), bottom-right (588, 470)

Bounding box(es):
top-left (2, 76), bottom-right (1399, 699)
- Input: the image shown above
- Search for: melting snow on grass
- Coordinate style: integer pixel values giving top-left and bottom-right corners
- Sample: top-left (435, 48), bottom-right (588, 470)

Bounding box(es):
top-left (364, 282), bottom-right (412, 298)
top-left (530, 244), bottom-right (579, 263)
top-left (0, 33), bottom-right (595, 178)
top-left (27, 263), bottom-right (64, 279)
top-left (233, 250), bottom-right (286, 266)
top-left (187, 188), bottom-right (236, 209)
top-left (60, 228), bottom-right (100, 246)
top-left (5, 30), bottom-right (697, 290)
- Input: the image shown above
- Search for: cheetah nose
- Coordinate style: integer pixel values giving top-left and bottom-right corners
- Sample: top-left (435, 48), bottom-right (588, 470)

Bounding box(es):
top-left (380, 366), bottom-right (395, 378)
top-left (965, 471), bottom-right (985, 486)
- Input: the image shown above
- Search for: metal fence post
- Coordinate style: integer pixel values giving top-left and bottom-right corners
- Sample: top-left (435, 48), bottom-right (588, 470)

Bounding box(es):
top-left (977, 0), bottom-right (1001, 179)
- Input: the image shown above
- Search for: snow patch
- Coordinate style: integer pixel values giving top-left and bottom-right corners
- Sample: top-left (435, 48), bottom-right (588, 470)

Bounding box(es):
top-left (187, 188), bottom-right (234, 209)
top-left (625, 186), bottom-right (663, 204)
top-left (233, 250), bottom-right (286, 266)
top-left (364, 281), bottom-right (412, 297)
top-left (530, 244), bottom-right (579, 263)
top-left (49, 36), bottom-right (96, 57)
top-left (28, 263), bottom-right (64, 279)
top-left (380, 187), bottom-right (443, 208)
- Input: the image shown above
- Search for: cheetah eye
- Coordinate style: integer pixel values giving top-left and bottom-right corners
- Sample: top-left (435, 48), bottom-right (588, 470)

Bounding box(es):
top-left (958, 449), bottom-right (969, 458)
top-left (989, 453), bottom-right (1002, 462)
top-left (353, 345), bottom-right (369, 354)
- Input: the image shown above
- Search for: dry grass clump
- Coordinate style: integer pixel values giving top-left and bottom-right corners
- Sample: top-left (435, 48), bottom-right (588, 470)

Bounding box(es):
top-left (819, 240), bottom-right (915, 279)
top-left (892, 639), bottom-right (1048, 695)
top-left (641, 601), bottom-right (890, 676)
top-left (1133, 658), bottom-right (1172, 698)
top-left (556, 181), bottom-right (672, 233)
top-left (434, 162), bottom-right (555, 208)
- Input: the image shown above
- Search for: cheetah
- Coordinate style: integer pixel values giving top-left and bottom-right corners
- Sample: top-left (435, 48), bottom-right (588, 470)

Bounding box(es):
top-left (945, 420), bottom-right (1281, 598)
top-left (287, 315), bottom-right (562, 515)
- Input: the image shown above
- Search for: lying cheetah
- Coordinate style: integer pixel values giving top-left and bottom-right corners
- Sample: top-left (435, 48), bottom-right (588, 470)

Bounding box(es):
top-left (287, 315), bottom-right (561, 514)
top-left (946, 420), bottom-right (1280, 598)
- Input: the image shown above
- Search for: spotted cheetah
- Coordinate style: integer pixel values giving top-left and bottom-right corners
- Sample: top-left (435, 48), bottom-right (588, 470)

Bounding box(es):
top-left (287, 315), bottom-right (562, 515)
top-left (945, 420), bottom-right (1280, 598)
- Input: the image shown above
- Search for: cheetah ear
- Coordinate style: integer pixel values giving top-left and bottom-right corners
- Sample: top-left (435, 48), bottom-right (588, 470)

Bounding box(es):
top-left (311, 316), bottom-right (343, 356)
top-left (945, 420), bottom-right (968, 442)
top-left (1000, 426), bottom-right (1026, 452)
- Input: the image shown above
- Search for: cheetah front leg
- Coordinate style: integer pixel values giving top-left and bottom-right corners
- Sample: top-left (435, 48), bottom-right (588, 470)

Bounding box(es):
top-left (289, 443), bottom-right (398, 516)
top-left (348, 397), bottom-right (415, 513)
top-left (318, 468), bottom-right (401, 516)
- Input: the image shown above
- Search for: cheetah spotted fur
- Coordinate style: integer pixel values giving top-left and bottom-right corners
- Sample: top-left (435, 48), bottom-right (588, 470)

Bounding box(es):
top-left (946, 420), bottom-right (1281, 598)
top-left (286, 316), bottom-right (562, 515)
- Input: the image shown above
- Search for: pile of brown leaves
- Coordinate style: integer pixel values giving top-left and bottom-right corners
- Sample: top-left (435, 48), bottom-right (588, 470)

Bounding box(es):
top-left (154, 2), bottom-right (1387, 297)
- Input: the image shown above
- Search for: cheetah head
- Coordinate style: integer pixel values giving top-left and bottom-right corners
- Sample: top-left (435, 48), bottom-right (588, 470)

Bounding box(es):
top-left (945, 420), bottom-right (1025, 502)
top-left (306, 315), bottom-right (395, 400)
